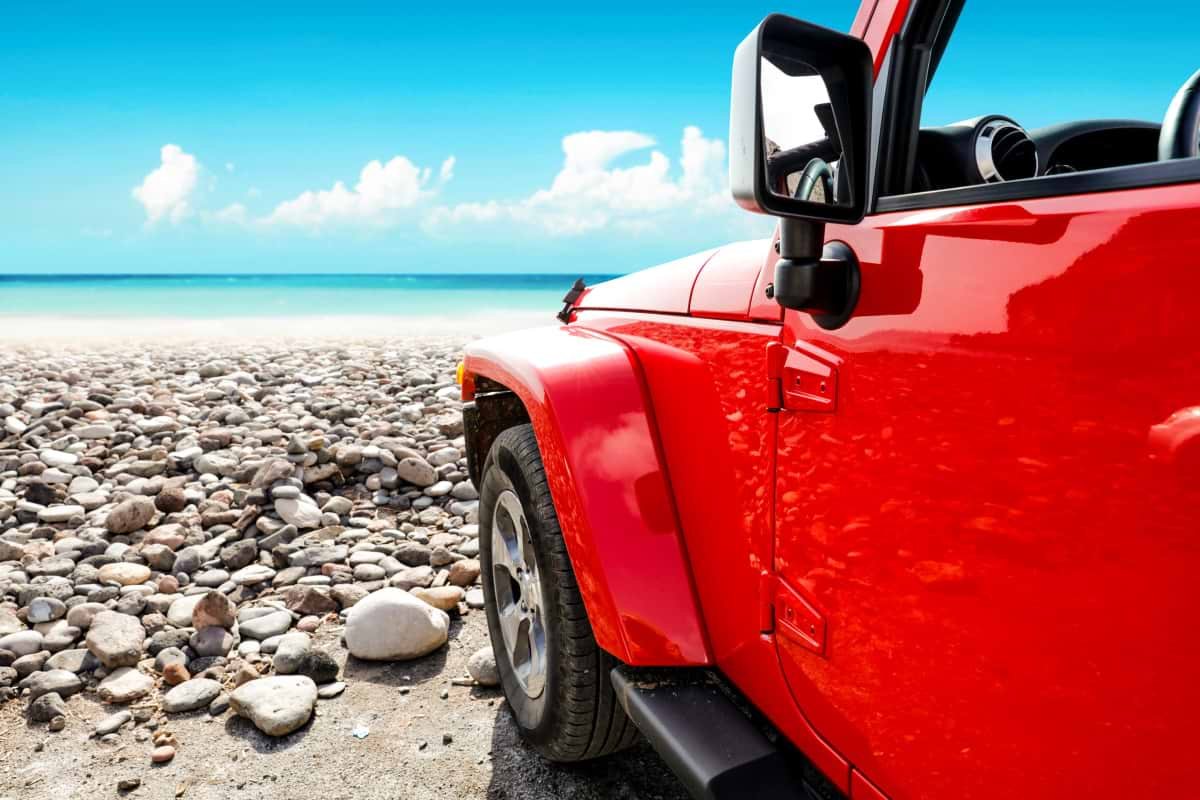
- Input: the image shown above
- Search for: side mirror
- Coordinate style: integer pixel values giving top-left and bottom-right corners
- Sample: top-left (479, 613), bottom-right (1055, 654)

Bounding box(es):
top-left (729, 14), bottom-right (873, 224)
top-left (729, 14), bottom-right (874, 327)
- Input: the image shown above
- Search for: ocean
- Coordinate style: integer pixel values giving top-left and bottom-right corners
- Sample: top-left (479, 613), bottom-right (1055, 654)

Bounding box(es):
top-left (0, 274), bottom-right (620, 319)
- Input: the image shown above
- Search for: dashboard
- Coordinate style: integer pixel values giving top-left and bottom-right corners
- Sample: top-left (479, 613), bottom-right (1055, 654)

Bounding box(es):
top-left (913, 116), bottom-right (1161, 192)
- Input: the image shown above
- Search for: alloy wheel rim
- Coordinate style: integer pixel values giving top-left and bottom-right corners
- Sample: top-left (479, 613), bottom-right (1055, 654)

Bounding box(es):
top-left (490, 489), bottom-right (547, 699)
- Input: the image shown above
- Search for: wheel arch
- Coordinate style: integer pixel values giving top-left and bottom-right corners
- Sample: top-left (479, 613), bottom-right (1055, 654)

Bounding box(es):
top-left (462, 326), bottom-right (712, 667)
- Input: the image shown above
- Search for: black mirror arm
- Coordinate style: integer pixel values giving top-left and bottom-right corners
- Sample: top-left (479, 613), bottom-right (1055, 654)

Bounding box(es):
top-left (773, 219), bottom-right (861, 330)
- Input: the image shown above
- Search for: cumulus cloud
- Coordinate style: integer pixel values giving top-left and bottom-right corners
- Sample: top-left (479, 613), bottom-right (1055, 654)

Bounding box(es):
top-left (131, 144), bottom-right (199, 225)
top-left (263, 155), bottom-right (455, 228)
top-left (425, 126), bottom-right (732, 236)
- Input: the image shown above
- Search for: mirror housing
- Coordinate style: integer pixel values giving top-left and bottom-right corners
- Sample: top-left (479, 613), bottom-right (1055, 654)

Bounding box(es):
top-left (729, 14), bottom-right (874, 224)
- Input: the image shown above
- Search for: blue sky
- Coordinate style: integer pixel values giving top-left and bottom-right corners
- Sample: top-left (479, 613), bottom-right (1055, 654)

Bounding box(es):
top-left (1, 1), bottom-right (1194, 274)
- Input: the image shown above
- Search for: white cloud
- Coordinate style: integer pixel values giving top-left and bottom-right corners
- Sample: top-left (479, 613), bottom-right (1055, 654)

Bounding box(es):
top-left (212, 203), bottom-right (248, 225)
top-left (425, 126), bottom-right (733, 236)
top-left (132, 144), bottom-right (199, 225)
top-left (225, 162), bottom-right (235, 173)
top-left (263, 155), bottom-right (455, 228)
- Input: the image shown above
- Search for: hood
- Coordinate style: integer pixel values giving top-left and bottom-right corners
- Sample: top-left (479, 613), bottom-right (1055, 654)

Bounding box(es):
top-left (573, 249), bottom-right (718, 315)
top-left (573, 239), bottom-right (778, 322)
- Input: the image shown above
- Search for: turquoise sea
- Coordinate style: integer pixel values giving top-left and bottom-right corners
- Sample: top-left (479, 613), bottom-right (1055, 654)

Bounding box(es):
top-left (0, 274), bottom-right (620, 319)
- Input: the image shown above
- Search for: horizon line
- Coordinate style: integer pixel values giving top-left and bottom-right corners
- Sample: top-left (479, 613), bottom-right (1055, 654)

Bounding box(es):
top-left (0, 272), bottom-right (627, 279)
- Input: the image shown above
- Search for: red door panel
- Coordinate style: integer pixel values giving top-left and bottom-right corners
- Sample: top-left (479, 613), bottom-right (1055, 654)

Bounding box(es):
top-left (774, 183), bottom-right (1200, 800)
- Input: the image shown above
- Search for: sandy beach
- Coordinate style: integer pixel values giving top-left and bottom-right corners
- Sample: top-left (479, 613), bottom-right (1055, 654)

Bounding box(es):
top-left (0, 312), bottom-right (554, 346)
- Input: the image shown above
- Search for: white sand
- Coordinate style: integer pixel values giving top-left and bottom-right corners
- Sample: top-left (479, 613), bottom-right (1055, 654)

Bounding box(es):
top-left (0, 311), bottom-right (554, 346)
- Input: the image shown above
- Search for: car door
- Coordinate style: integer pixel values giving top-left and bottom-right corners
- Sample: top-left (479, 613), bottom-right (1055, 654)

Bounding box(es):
top-left (770, 3), bottom-right (1200, 799)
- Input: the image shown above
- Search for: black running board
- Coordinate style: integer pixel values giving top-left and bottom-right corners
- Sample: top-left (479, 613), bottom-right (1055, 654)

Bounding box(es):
top-left (611, 667), bottom-right (816, 800)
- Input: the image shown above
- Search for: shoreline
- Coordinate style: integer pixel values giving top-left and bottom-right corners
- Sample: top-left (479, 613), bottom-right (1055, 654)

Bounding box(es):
top-left (0, 311), bottom-right (555, 346)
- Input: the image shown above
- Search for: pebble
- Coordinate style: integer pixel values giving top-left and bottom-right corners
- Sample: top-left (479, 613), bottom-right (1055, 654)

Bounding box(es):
top-left (467, 646), bottom-right (500, 686)
top-left (29, 690), bottom-right (69, 722)
top-left (317, 681), bottom-right (346, 699)
top-left (230, 675), bottom-right (318, 736)
top-left (192, 591), bottom-right (236, 630)
top-left (94, 710), bottom-right (132, 736)
top-left (151, 745), bottom-right (176, 763)
top-left (23, 669), bottom-right (83, 701)
top-left (98, 667), bottom-right (155, 703)
top-left (0, 343), bottom-right (480, 751)
top-left (412, 585), bottom-right (465, 612)
top-left (163, 677), bottom-right (222, 713)
top-left (85, 611), bottom-right (146, 668)
top-left (239, 610), bottom-right (293, 640)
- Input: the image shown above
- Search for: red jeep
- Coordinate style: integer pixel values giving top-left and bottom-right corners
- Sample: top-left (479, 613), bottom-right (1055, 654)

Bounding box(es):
top-left (460, 2), bottom-right (1200, 798)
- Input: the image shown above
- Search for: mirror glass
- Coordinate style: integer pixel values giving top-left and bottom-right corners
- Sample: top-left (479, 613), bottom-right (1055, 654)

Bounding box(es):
top-left (759, 54), bottom-right (850, 207)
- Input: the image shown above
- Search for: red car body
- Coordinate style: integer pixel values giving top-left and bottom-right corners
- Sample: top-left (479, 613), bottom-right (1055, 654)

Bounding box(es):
top-left (463, 2), bottom-right (1200, 797)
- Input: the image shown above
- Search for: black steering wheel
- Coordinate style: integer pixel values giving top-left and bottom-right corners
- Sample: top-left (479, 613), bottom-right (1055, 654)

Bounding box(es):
top-left (794, 158), bottom-right (835, 203)
top-left (1159, 69), bottom-right (1200, 160)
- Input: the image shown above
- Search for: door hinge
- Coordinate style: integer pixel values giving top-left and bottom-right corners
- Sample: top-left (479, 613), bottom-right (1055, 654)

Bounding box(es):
top-left (759, 571), bottom-right (827, 657)
top-left (765, 342), bottom-right (785, 412)
top-left (765, 341), bottom-right (838, 414)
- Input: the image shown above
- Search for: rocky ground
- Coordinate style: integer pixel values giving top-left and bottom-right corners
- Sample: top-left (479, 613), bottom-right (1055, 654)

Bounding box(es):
top-left (0, 339), bottom-right (687, 799)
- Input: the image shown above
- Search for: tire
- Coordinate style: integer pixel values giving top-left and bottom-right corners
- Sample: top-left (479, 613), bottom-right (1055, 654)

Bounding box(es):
top-left (479, 423), bottom-right (638, 762)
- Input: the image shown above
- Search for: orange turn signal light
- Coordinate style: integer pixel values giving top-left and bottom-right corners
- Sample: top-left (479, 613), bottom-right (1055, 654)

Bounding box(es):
top-left (457, 362), bottom-right (476, 402)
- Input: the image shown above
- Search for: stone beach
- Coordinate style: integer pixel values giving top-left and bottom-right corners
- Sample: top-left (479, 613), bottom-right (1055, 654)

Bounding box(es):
top-left (0, 337), bottom-right (686, 799)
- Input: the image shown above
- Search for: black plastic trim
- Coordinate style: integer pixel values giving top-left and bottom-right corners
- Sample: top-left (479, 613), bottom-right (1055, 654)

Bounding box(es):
top-left (1031, 119), bottom-right (1160, 171)
top-left (876, 0), bottom-right (963, 197)
top-left (461, 390), bottom-right (529, 487)
top-left (611, 667), bottom-right (831, 800)
top-left (876, 157), bottom-right (1200, 213)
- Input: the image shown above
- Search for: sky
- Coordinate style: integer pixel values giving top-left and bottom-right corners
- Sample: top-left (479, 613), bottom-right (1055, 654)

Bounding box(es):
top-left (1, 1), bottom-right (1194, 274)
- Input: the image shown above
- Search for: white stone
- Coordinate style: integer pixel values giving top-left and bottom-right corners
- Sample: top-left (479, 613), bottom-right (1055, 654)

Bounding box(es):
top-left (98, 666), bottom-right (155, 703)
top-left (274, 497), bottom-right (322, 529)
top-left (0, 630), bottom-right (43, 657)
top-left (68, 476), bottom-right (100, 494)
top-left (76, 424), bottom-right (116, 439)
top-left (38, 505), bottom-right (86, 523)
top-left (166, 594), bottom-right (205, 627)
top-left (230, 675), bottom-right (317, 736)
top-left (231, 564), bottom-right (276, 585)
top-left (40, 449), bottom-right (78, 467)
top-left (344, 587), bottom-right (448, 661)
top-left (41, 468), bottom-right (71, 484)
top-left (467, 646), bottom-right (500, 686)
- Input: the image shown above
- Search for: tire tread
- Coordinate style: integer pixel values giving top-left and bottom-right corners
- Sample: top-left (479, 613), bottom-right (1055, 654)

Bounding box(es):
top-left (484, 424), bottom-right (637, 762)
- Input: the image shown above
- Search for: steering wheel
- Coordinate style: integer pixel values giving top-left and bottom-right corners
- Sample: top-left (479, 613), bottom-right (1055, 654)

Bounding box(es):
top-left (1159, 68), bottom-right (1200, 160)
top-left (793, 158), bottom-right (835, 204)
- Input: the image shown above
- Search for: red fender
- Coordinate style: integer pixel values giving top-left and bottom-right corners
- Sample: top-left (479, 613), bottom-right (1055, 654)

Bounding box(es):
top-left (463, 325), bottom-right (712, 667)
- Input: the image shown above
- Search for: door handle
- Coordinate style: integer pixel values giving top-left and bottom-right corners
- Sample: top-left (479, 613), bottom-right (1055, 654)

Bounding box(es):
top-left (766, 342), bottom-right (839, 413)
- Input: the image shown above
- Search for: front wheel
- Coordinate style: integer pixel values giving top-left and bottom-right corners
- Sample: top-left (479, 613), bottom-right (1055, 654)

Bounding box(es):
top-left (479, 424), bottom-right (638, 761)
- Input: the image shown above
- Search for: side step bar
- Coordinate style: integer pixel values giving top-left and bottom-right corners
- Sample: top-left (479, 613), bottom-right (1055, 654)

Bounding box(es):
top-left (610, 667), bottom-right (818, 800)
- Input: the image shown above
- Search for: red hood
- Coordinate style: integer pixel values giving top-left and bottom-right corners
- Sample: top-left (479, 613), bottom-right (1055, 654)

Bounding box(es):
top-left (574, 249), bottom-right (718, 315)
top-left (573, 239), bottom-right (778, 322)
